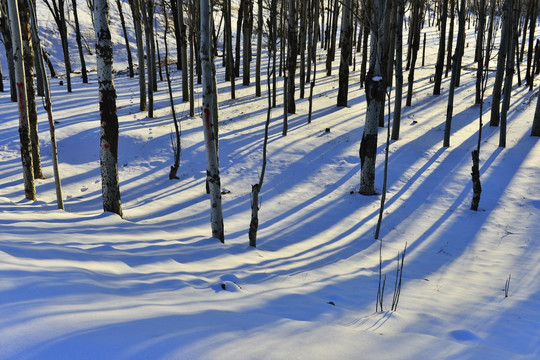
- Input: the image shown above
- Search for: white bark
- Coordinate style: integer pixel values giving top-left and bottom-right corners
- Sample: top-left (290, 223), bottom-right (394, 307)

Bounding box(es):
top-left (7, 0), bottom-right (36, 200)
top-left (27, 0), bottom-right (64, 209)
top-left (200, 0), bottom-right (224, 242)
top-left (95, 0), bottom-right (123, 216)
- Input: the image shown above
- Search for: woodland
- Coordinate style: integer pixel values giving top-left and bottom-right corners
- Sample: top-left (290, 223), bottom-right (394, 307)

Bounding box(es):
top-left (0, 0), bottom-right (540, 358)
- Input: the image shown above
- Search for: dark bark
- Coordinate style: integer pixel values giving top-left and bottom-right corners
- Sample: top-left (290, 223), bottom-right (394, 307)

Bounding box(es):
top-left (286, 0), bottom-right (297, 114)
top-left (337, 0), bottom-right (352, 107)
top-left (115, 0), bottom-right (133, 78)
top-left (433, 0), bottom-right (447, 95)
top-left (73, 0), bottom-right (89, 82)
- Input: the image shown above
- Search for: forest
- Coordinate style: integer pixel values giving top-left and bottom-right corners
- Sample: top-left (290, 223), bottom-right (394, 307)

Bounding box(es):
top-left (0, 0), bottom-right (539, 358)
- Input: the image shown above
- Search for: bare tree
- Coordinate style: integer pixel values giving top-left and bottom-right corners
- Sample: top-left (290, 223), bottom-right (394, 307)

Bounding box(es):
top-left (72, 0), bottom-right (89, 82)
top-left (443, 0), bottom-right (466, 147)
top-left (490, 0), bottom-right (513, 127)
top-left (42, 0), bottom-right (72, 92)
top-left (532, 92), bottom-right (540, 136)
top-left (7, 0), bottom-right (36, 200)
top-left (129, 0), bottom-right (146, 111)
top-left (337, 0), bottom-right (352, 107)
top-left (94, 0), bottom-right (123, 216)
top-left (115, 0), bottom-right (134, 78)
top-left (20, 0), bottom-right (43, 179)
top-left (286, 0), bottom-right (297, 114)
top-left (200, 0), bottom-right (224, 242)
top-left (27, 0), bottom-right (64, 208)
top-left (0, 1), bottom-right (17, 101)
top-left (433, 0), bottom-right (448, 95)
top-left (391, 0), bottom-right (404, 140)
top-left (359, 0), bottom-right (387, 195)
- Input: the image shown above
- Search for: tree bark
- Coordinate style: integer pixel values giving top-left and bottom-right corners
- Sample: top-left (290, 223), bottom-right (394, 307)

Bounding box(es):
top-left (8, 0), bottom-right (36, 200)
top-left (255, 0), bottom-right (262, 96)
top-left (115, 0), bottom-right (133, 78)
top-left (490, 0), bottom-right (513, 127)
top-left (242, 0), bottom-right (253, 85)
top-left (73, 0), bottom-right (89, 82)
top-left (19, 0), bottom-right (43, 179)
top-left (200, 0), bottom-right (224, 242)
top-left (532, 90), bottom-right (540, 136)
top-left (27, 0), bottom-right (64, 208)
top-left (95, 0), bottom-right (123, 216)
top-left (286, 0), bottom-right (297, 114)
top-left (433, 0), bottom-right (447, 95)
top-left (336, 0), bottom-right (352, 107)
top-left (443, 0), bottom-right (466, 147)
top-left (499, 0), bottom-right (518, 148)
top-left (129, 0), bottom-right (147, 111)
top-left (359, 0), bottom-right (386, 196)
top-left (391, 0), bottom-right (403, 140)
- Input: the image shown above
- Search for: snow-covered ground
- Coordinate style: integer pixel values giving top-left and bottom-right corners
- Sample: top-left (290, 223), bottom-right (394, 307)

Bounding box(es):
top-left (1, 4), bottom-right (540, 359)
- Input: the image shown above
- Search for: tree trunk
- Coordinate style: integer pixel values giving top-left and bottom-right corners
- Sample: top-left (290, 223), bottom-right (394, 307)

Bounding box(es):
top-left (242, 0), bottom-right (253, 85)
top-left (141, 0), bottom-right (155, 117)
top-left (359, 0), bottom-right (386, 196)
top-left (95, 0), bottom-right (123, 216)
top-left (255, 0), bottom-right (262, 96)
top-left (445, 0), bottom-right (455, 78)
top-left (248, 53), bottom-right (273, 247)
top-left (200, 0), bottom-right (225, 242)
top-left (299, 0), bottom-right (308, 99)
top-left (336, 0), bottom-right (351, 107)
top-left (525, 0), bottom-right (537, 89)
top-left (490, 0), bottom-right (513, 127)
top-left (474, 0), bottom-right (486, 104)
top-left (307, 0), bottom-right (319, 123)
top-left (115, 0), bottom-right (133, 78)
top-left (235, 0), bottom-right (244, 77)
top-left (0, 53), bottom-right (3, 92)
top-left (532, 90), bottom-right (540, 136)
top-left (391, 0), bottom-right (403, 140)
top-left (0, 13), bottom-right (17, 101)
top-left (223, 0), bottom-right (235, 98)
top-left (499, 0), bottom-right (518, 148)
top-left (189, 24), bottom-right (195, 117)
top-left (178, 0), bottom-right (189, 101)
top-left (129, 0), bottom-right (147, 111)
top-left (7, 0), bottom-right (36, 200)
top-left (405, 0), bottom-right (423, 107)
top-left (326, 0), bottom-right (339, 75)
top-left (443, 0), bottom-right (466, 147)
top-left (286, 0), bottom-right (297, 114)
top-left (19, 0), bottom-right (43, 180)
top-left (73, 0), bottom-right (89, 82)
top-left (433, 0), bottom-right (447, 95)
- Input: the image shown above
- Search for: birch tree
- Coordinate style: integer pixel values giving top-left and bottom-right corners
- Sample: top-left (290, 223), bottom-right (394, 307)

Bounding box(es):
top-left (200, 0), bottom-right (224, 242)
top-left (20, 0), bottom-right (43, 179)
top-left (359, 0), bottom-right (386, 195)
top-left (72, 0), bottom-right (89, 83)
top-left (94, 0), bottom-right (123, 216)
top-left (27, 0), bottom-right (64, 208)
top-left (42, 0), bottom-right (72, 92)
top-left (7, 0), bottom-right (36, 200)
top-left (129, 0), bottom-right (146, 111)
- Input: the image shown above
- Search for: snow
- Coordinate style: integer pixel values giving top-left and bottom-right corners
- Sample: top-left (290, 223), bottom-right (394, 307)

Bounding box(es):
top-left (1, 4), bottom-right (540, 359)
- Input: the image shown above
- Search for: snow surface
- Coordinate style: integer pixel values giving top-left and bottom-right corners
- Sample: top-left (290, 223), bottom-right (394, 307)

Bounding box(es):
top-left (1, 4), bottom-right (540, 359)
